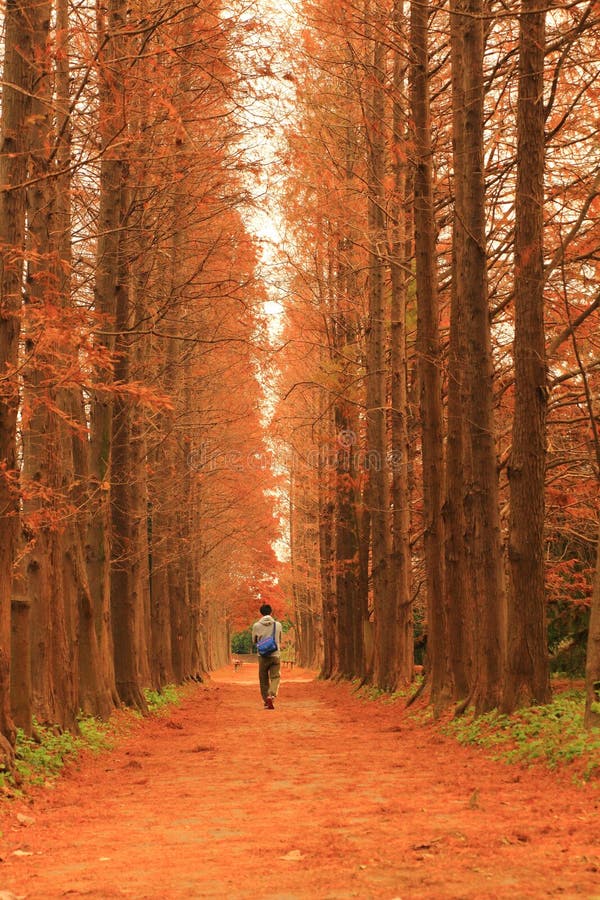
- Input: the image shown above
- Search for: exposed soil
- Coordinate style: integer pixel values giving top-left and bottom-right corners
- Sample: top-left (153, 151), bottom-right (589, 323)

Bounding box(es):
top-left (1, 663), bottom-right (599, 899)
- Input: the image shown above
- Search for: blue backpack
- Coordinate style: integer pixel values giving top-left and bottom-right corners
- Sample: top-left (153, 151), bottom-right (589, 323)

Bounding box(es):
top-left (257, 621), bottom-right (278, 657)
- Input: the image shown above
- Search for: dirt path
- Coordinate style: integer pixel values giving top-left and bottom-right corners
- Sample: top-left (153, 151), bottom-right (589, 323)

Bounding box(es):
top-left (1, 665), bottom-right (599, 899)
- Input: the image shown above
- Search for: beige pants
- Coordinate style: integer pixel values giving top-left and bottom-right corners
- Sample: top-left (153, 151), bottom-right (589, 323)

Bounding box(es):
top-left (258, 655), bottom-right (281, 701)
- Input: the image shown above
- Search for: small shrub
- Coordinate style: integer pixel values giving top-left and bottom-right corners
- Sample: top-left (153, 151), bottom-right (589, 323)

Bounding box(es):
top-left (15, 724), bottom-right (79, 786)
top-left (354, 683), bottom-right (385, 701)
top-left (77, 715), bottom-right (114, 753)
top-left (231, 629), bottom-right (253, 655)
top-left (12, 714), bottom-right (112, 791)
top-left (144, 684), bottom-right (181, 712)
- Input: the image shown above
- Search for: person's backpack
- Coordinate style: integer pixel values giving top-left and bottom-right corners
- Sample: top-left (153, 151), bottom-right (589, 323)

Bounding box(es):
top-left (257, 621), bottom-right (278, 657)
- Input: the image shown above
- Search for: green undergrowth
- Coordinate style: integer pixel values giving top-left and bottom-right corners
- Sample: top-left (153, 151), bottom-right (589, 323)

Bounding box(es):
top-left (144, 683), bottom-right (182, 713)
top-left (442, 690), bottom-right (600, 783)
top-left (2, 684), bottom-right (184, 797)
top-left (353, 683), bottom-right (387, 702)
top-left (9, 715), bottom-right (113, 793)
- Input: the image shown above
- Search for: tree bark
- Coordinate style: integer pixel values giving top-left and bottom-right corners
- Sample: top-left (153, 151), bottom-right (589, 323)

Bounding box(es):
top-left (447, 0), bottom-right (474, 700)
top-left (367, 27), bottom-right (396, 692)
top-left (389, 0), bottom-right (414, 686)
top-left (585, 524), bottom-right (600, 727)
top-left (52, 0), bottom-right (114, 721)
top-left (87, 0), bottom-right (131, 711)
top-left (333, 75), bottom-right (367, 681)
top-left (410, 0), bottom-right (449, 708)
top-left (21, 0), bottom-right (79, 731)
top-left (458, 0), bottom-right (507, 715)
top-left (0, 0), bottom-right (34, 754)
top-left (110, 236), bottom-right (148, 711)
top-left (503, 0), bottom-right (551, 712)
top-left (10, 598), bottom-right (32, 735)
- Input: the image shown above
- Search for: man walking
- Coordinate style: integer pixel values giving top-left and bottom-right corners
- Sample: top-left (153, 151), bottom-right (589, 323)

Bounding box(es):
top-left (252, 604), bottom-right (282, 710)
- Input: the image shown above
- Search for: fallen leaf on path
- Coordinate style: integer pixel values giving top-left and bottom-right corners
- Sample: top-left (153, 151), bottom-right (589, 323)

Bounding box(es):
top-left (280, 850), bottom-right (304, 861)
top-left (412, 839), bottom-right (442, 851)
top-left (16, 813), bottom-right (35, 826)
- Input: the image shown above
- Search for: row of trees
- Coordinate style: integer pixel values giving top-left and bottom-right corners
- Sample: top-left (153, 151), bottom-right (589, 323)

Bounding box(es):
top-left (273, 0), bottom-right (600, 722)
top-left (0, 0), bottom-right (278, 766)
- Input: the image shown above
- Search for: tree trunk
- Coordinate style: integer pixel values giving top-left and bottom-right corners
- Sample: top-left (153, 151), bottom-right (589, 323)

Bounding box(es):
top-left (585, 523), bottom-right (600, 727)
top-left (333, 78), bottom-right (368, 681)
top-left (149, 472), bottom-right (175, 687)
top-left (389, 0), bottom-right (414, 686)
top-left (0, 0), bottom-right (35, 755)
top-left (53, 0), bottom-right (114, 721)
top-left (318, 490), bottom-right (335, 674)
top-left (21, 0), bottom-right (79, 731)
top-left (459, 0), bottom-right (507, 714)
top-left (367, 28), bottom-right (395, 692)
top-left (110, 253), bottom-right (148, 711)
top-left (334, 404), bottom-right (366, 679)
top-left (410, 0), bottom-right (449, 708)
top-left (503, 0), bottom-right (551, 712)
top-left (10, 598), bottom-right (32, 735)
top-left (87, 0), bottom-right (133, 711)
top-left (130, 359), bottom-right (151, 690)
top-left (447, 0), bottom-right (474, 700)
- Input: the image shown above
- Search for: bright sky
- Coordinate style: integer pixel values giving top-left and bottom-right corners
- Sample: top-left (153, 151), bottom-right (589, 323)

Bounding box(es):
top-left (226, 0), bottom-right (300, 563)
top-left (234, 0), bottom-right (299, 338)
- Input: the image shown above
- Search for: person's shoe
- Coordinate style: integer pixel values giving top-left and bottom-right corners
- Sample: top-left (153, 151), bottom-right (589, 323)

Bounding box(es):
top-left (264, 696), bottom-right (275, 709)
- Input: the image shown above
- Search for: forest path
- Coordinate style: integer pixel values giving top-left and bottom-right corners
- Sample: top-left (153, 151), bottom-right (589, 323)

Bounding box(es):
top-left (1, 665), bottom-right (599, 900)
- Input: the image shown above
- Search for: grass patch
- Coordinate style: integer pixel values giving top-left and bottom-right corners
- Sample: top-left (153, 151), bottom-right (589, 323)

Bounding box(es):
top-left (442, 690), bottom-right (600, 782)
top-left (1, 714), bottom-right (114, 795)
top-left (353, 683), bottom-right (386, 702)
top-left (144, 684), bottom-right (182, 713)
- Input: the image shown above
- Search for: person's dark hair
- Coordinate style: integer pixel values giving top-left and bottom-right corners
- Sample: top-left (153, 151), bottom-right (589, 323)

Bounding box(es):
top-left (260, 603), bottom-right (272, 616)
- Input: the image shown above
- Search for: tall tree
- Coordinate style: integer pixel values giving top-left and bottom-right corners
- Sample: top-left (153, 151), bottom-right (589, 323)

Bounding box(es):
top-left (503, 0), bottom-right (552, 712)
top-left (457, 0), bottom-right (506, 714)
top-left (0, 0), bottom-right (35, 753)
top-left (367, 16), bottom-right (396, 692)
top-left (389, 0), bottom-right (414, 686)
top-left (410, 0), bottom-right (449, 707)
top-left (446, 0), bottom-right (473, 701)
